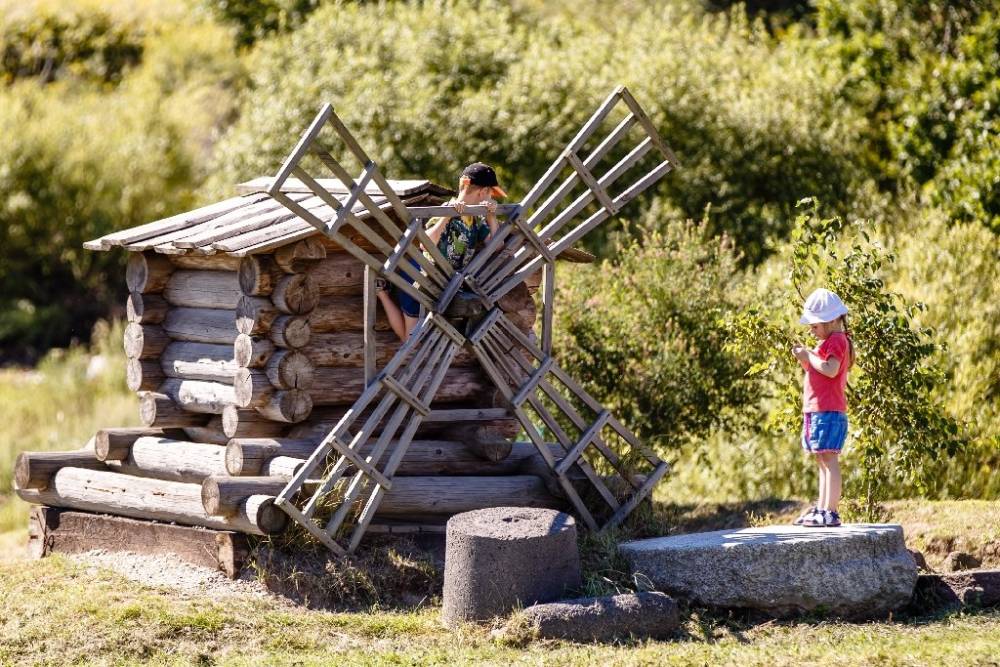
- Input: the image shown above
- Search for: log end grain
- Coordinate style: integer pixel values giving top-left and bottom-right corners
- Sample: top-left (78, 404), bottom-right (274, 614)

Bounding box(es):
top-left (270, 315), bottom-right (311, 348)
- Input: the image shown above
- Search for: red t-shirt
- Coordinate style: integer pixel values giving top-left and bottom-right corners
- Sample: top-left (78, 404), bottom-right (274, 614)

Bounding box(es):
top-left (802, 331), bottom-right (850, 413)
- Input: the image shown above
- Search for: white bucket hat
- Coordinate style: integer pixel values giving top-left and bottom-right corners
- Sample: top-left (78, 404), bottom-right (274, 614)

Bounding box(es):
top-left (799, 288), bottom-right (849, 324)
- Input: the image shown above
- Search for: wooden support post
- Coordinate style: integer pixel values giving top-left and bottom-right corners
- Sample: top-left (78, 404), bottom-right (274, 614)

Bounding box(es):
top-left (363, 264), bottom-right (376, 385)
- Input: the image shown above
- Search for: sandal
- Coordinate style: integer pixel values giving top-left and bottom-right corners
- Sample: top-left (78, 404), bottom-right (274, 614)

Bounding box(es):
top-left (824, 510), bottom-right (842, 527)
top-left (793, 506), bottom-right (819, 526)
top-left (801, 509), bottom-right (828, 527)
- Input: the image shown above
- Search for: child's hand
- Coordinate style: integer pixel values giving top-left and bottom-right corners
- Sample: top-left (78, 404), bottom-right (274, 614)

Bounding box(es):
top-left (791, 344), bottom-right (809, 362)
top-left (453, 201), bottom-right (466, 215)
top-left (483, 200), bottom-right (497, 214)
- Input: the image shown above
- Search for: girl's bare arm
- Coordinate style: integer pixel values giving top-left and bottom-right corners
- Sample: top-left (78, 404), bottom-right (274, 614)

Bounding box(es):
top-left (806, 351), bottom-right (842, 378)
top-left (425, 216), bottom-right (448, 245)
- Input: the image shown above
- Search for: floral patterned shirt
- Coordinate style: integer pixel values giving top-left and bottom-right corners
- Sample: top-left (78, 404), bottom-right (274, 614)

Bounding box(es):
top-left (431, 215), bottom-right (491, 271)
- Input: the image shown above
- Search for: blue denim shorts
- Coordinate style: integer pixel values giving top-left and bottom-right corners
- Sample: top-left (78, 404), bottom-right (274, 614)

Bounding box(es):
top-left (801, 411), bottom-right (848, 454)
top-left (397, 257), bottom-right (422, 318)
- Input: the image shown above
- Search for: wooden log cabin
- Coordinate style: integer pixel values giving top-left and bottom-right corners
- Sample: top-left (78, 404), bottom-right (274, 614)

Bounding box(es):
top-left (15, 176), bottom-right (595, 571)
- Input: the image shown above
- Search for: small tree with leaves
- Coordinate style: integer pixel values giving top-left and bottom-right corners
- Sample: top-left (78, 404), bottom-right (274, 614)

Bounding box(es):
top-left (728, 199), bottom-right (965, 517)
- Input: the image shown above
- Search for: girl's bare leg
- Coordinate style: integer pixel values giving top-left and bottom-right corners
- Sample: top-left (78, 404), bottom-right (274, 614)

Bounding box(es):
top-left (824, 452), bottom-right (842, 512)
top-left (816, 454), bottom-right (829, 510)
top-left (377, 291), bottom-right (407, 342)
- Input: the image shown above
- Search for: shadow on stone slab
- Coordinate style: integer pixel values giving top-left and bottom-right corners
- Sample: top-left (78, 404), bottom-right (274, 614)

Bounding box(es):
top-left (518, 592), bottom-right (680, 643)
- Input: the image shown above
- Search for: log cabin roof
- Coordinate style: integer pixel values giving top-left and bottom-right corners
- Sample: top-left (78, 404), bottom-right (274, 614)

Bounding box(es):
top-left (83, 178), bottom-right (453, 257)
top-left (83, 176), bottom-right (595, 263)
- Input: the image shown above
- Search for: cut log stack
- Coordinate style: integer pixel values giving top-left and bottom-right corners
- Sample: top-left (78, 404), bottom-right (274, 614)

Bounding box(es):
top-left (17, 180), bottom-right (611, 568)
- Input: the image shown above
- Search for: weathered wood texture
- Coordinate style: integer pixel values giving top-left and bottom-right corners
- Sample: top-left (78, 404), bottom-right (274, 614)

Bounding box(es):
top-left (222, 406), bottom-right (289, 439)
top-left (163, 308), bottom-right (238, 345)
top-left (139, 392), bottom-right (212, 428)
top-left (303, 332), bottom-right (477, 368)
top-left (308, 296), bottom-right (390, 332)
top-left (307, 367), bottom-right (489, 406)
top-left (159, 378), bottom-right (237, 414)
top-left (126, 252), bottom-right (173, 293)
top-left (202, 476), bottom-right (286, 515)
top-left (308, 253), bottom-right (367, 296)
top-left (253, 389), bottom-right (313, 423)
top-left (28, 506), bottom-right (250, 578)
top-left (123, 323), bottom-right (169, 360)
top-left (169, 254), bottom-right (242, 272)
top-left (269, 315), bottom-right (311, 348)
top-left (274, 237), bottom-right (326, 273)
top-left (160, 341), bottom-right (240, 382)
top-left (126, 292), bottom-right (168, 324)
top-left (233, 334), bottom-right (275, 367)
top-left (97, 427), bottom-right (184, 461)
top-left (272, 274), bottom-right (319, 314)
top-left (126, 358), bottom-right (165, 391)
top-left (163, 270), bottom-right (241, 309)
top-left (15, 450), bottom-right (106, 490)
top-left (182, 418), bottom-right (230, 445)
top-left (202, 473), bottom-right (561, 518)
top-left (16, 467), bottom-right (287, 535)
top-left (264, 350), bottom-right (314, 389)
top-left (105, 436), bottom-right (228, 482)
top-left (377, 475), bottom-right (565, 516)
top-left (225, 438), bottom-right (534, 477)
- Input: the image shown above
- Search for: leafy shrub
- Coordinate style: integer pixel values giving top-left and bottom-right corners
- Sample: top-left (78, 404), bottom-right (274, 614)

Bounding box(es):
top-left (727, 200), bottom-right (965, 510)
top-left (202, 0), bottom-right (320, 48)
top-left (0, 15), bottom-right (243, 360)
top-left (206, 0), bottom-right (870, 262)
top-left (553, 216), bottom-right (757, 453)
top-left (0, 5), bottom-right (144, 84)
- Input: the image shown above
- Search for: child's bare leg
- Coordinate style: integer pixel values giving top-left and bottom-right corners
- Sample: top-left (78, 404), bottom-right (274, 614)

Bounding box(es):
top-left (824, 453), bottom-right (842, 512)
top-left (377, 291), bottom-right (408, 342)
top-left (403, 315), bottom-right (419, 339)
top-left (816, 454), bottom-right (829, 510)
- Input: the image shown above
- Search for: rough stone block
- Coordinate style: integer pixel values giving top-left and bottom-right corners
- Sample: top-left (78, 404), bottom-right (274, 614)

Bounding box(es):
top-left (520, 591), bottom-right (679, 642)
top-left (442, 507), bottom-right (581, 625)
top-left (620, 524), bottom-right (917, 619)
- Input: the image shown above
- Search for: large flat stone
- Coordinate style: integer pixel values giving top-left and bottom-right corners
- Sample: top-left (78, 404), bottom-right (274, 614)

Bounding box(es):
top-left (620, 524), bottom-right (917, 619)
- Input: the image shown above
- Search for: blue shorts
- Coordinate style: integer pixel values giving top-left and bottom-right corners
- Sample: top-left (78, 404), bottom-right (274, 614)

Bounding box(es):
top-left (801, 411), bottom-right (848, 454)
top-left (397, 257), bottom-right (422, 318)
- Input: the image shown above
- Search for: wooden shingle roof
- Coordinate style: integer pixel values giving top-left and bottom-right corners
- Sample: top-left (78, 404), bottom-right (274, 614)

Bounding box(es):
top-left (84, 178), bottom-right (452, 257)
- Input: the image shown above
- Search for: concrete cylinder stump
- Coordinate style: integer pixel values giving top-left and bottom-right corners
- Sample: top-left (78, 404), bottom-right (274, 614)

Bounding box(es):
top-left (442, 506), bottom-right (581, 625)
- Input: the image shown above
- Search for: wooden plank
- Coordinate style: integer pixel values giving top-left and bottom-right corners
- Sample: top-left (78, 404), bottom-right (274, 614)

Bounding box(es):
top-left (555, 410), bottom-right (611, 476)
top-left (29, 507), bottom-right (250, 578)
top-left (172, 195), bottom-right (327, 249)
top-left (619, 86), bottom-right (681, 168)
top-left (407, 204), bottom-right (521, 218)
top-left (363, 265), bottom-right (377, 385)
top-left (346, 338), bottom-right (461, 551)
top-left (510, 356), bottom-right (554, 407)
top-left (237, 176), bottom-right (437, 197)
top-left (270, 103), bottom-right (334, 193)
top-left (564, 151), bottom-right (618, 214)
top-left (603, 461), bottom-right (670, 530)
top-left (541, 261), bottom-right (555, 354)
top-left (87, 195), bottom-right (263, 249)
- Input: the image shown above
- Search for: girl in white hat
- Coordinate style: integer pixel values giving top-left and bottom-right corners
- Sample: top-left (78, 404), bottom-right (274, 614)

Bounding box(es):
top-left (791, 288), bottom-right (855, 528)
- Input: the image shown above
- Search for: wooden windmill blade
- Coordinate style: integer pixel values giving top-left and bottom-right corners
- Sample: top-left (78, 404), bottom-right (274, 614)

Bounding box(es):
top-left (467, 85), bottom-right (679, 305)
top-left (458, 87), bottom-right (676, 531)
top-left (275, 311), bottom-right (466, 554)
top-left (266, 104), bottom-right (457, 310)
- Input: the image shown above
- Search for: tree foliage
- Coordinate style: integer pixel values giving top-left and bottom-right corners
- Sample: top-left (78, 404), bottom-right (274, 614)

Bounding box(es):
top-left (727, 200), bottom-right (966, 509)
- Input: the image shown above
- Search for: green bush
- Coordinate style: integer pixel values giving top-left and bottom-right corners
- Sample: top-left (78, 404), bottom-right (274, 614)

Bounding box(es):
top-left (0, 12), bottom-right (243, 360)
top-left (727, 200), bottom-right (966, 510)
top-left (206, 0), bottom-right (870, 262)
top-left (0, 4), bottom-right (144, 84)
top-left (553, 215), bottom-right (757, 454)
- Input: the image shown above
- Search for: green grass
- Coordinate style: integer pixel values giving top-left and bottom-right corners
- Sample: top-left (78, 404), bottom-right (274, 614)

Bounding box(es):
top-left (0, 319), bottom-right (138, 533)
top-left (0, 555), bottom-right (998, 666)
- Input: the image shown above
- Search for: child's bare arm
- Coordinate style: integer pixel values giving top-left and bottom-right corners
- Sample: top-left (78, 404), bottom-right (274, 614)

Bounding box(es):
top-left (792, 345), bottom-right (840, 377)
top-left (484, 200), bottom-right (498, 240)
top-left (425, 216), bottom-right (447, 245)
